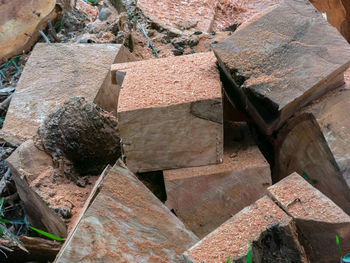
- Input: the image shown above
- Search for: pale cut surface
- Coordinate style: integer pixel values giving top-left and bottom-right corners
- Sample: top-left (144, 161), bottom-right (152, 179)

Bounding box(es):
top-left (113, 52), bottom-right (221, 112)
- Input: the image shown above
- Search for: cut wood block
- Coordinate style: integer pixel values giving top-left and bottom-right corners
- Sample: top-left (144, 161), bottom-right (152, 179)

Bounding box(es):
top-left (268, 172), bottom-right (350, 262)
top-left (112, 52), bottom-right (223, 173)
top-left (137, 0), bottom-right (216, 35)
top-left (0, 0), bottom-right (56, 63)
top-left (183, 196), bottom-right (308, 263)
top-left (55, 160), bottom-right (199, 263)
top-left (6, 139), bottom-right (99, 231)
top-left (164, 123), bottom-right (271, 238)
top-left (2, 43), bottom-right (135, 145)
top-left (301, 83), bottom-right (350, 187)
top-left (274, 113), bottom-right (350, 214)
top-left (214, 0), bottom-right (350, 135)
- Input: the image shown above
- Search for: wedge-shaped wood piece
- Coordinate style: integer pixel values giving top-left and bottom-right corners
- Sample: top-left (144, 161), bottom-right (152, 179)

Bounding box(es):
top-left (274, 113), bottom-right (350, 214)
top-left (164, 122), bottom-right (271, 238)
top-left (301, 83), bottom-right (350, 187)
top-left (112, 52), bottom-right (223, 173)
top-left (214, 0), bottom-right (350, 135)
top-left (55, 160), bottom-right (199, 263)
top-left (2, 43), bottom-right (135, 145)
top-left (268, 173), bottom-right (350, 262)
top-left (183, 196), bottom-right (308, 263)
top-left (7, 158), bottom-right (67, 238)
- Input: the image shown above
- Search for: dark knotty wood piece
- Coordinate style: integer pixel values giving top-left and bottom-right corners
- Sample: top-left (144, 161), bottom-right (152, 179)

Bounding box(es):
top-left (0, 236), bottom-right (61, 263)
top-left (214, 0), bottom-right (350, 135)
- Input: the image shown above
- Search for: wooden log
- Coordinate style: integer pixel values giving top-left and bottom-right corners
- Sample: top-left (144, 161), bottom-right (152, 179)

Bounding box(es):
top-left (183, 196), bottom-right (308, 262)
top-left (213, 0), bottom-right (350, 135)
top-left (274, 113), bottom-right (350, 214)
top-left (55, 160), bottom-right (199, 262)
top-left (164, 122), bottom-right (271, 238)
top-left (1, 43), bottom-right (135, 145)
top-left (268, 173), bottom-right (350, 262)
top-left (0, 0), bottom-right (56, 63)
top-left (111, 52), bottom-right (223, 173)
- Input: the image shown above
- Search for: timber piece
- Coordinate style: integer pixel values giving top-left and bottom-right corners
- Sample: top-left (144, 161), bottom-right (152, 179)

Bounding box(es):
top-left (268, 173), bottom-right (350, 262)
top-left (183, 196), bottom-right (308, 263)
top-left (274, 113), bottom-right (350, 214)
top-left (112, 52), bottom-right (223, 173)
top-left (2, 43), bottom-right (135, 145)
top-left (213, 0), bottom-right (350, 135)
top-left (0, 0), bottom-right (56, 63)
top-left (7, 160), bottom-right (67, 238)
top-left (164, 122), bottom-right (271, 238)
top-left (301, 82), bottom-right (350, 187)
top-left (310, 0), bottom-right (350, 43)
top-left (55, 160), bottom-right (199, 263)
top-left (0, 236), bottom-right (61, 263)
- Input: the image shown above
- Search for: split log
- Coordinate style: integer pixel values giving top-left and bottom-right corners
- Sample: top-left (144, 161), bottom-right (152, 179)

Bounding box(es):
top-left (111, 52), bottom-right (223, 173)
top-left (214, 0), bottom-right (350, 135)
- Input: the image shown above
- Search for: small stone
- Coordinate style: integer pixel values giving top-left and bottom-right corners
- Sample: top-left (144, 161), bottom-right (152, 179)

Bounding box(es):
top-left (171, 38), bottom-right (187, 49)
top-left (172, 48), bottom-right (184, 56)
top-left (98, 9), bottom-right (111, 21)
top-left (115, 31), bottom-right (125, 44)
top-left (76, 176), bottom-right (89, 188)
top-left (176, 20), bottom-right (198, 30)
top-left (188, 38), bottom-right (199, 47)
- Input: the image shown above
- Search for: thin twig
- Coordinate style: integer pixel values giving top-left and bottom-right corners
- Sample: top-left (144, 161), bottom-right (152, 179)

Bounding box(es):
top-left (39, 30), bottom-right (51, 43)
top-left (0, 94), bottom-right (13, 112)
top-left (136, 21), bottom-right (159, 57)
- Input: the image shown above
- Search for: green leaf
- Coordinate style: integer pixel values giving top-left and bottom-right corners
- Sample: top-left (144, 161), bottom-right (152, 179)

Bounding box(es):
top-left (0, 218), bottom-right (10, 224)
top-left (225, 255), bottom-right (231, 263)
top-left (29, 226), bottom-right (64, 242)
top-left (246, 244), bottom-right (252, 263)
top-left (0, 198), bottom-right (4, 217)
top-left (337, 235), bottom-right (342, 257)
